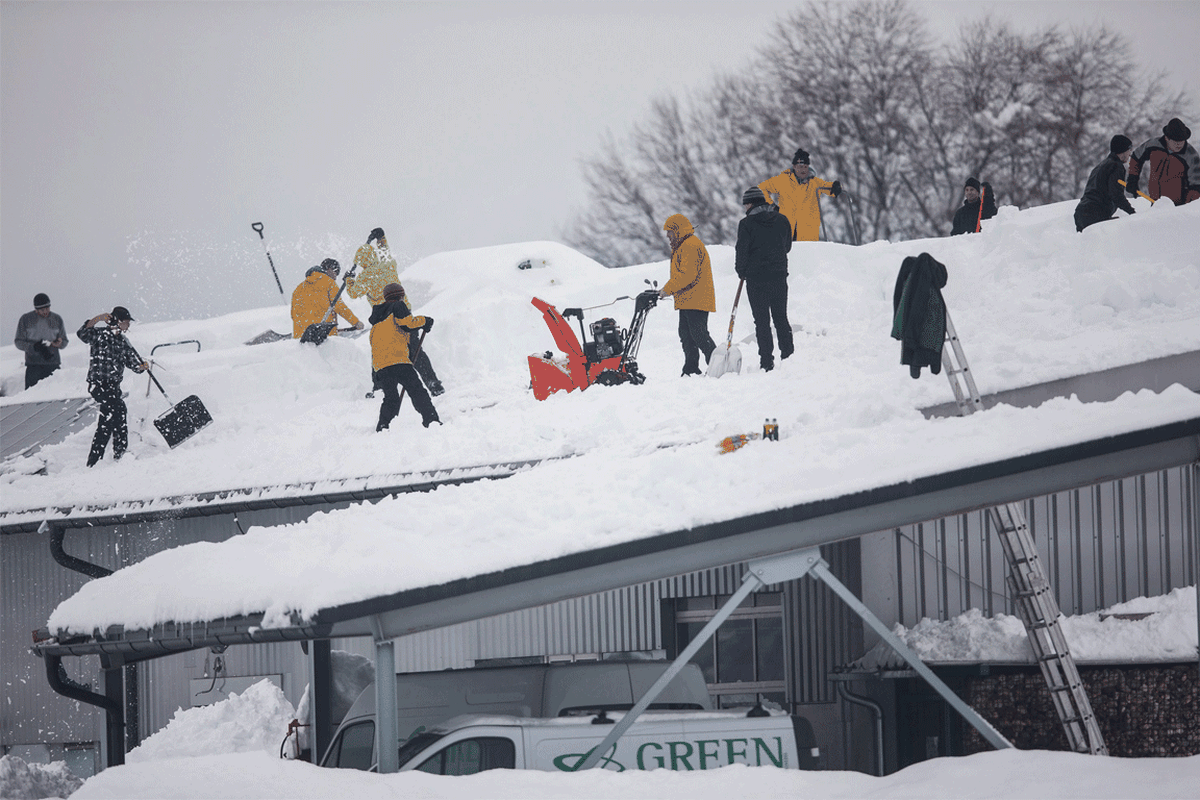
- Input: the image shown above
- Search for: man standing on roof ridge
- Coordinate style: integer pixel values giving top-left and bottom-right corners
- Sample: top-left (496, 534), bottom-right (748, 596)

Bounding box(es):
top-left (1127, 118), bottom-right (1199, 206)
top-left (78, 306), bottom-right (148, 467)
top-left (949, 177), bottom-right (997, 236)
top-left (660, 214), bottom-right (717, 376)
top-left (758, 148), bottom-right (841, 242)
top-left (1074, 135), bottom-right (1137, 232)
top-left (14, 292), bottom-right (69, 389)
top-left (348, 228), bottom-right (400, 306)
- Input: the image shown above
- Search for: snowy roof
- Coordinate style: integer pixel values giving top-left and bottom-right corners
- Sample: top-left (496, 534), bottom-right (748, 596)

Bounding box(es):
top-left (5, 199), bottom-right (1199, 648)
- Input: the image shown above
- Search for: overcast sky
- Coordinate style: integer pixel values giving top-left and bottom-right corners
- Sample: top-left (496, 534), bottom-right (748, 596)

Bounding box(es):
top-left (2, 1), bottom-right (1196, 342)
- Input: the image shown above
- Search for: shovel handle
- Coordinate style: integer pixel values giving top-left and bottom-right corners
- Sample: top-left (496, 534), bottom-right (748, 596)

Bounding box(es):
top-left (252, 221), bottom-right (265, 238)
top-left (724, 278), bottom-right (745, 348)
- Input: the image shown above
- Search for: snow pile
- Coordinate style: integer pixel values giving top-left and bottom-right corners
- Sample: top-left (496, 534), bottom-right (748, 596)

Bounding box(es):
top-left (65, 747), bottom-right (1200, 800)
top-left (125, 679), bottom-right (296, 764)
top-left (854, 586), bottom-right (1199, 668)
top-left (0, 755), bottom-right (82, 800)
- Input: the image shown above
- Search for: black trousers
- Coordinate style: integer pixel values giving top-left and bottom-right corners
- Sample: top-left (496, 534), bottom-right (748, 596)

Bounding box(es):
top-left (1073, 206), bottom-right (1114, 232)
top-left (25, 363), bottom-right (58, 389)
top-left (746, 276), bottom-right (793, 368)
top-left (373, 349), bottom-right (443, 394)
top-left (677, 309), bottom-right (716, 375)
top-left (87, 381), bottom-right (128, 466)
top-left (376, 363), bottom-right (439, 430)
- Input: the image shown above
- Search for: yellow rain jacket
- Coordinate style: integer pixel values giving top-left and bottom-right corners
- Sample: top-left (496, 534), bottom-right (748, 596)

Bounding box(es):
top-left (290, 270), bottom-right (361, 338)
top-left (661, 215), bottom-right (716, 313)
top-left (370, 305), bottom-right (427, 371)
top-left (759, 170), bottom-right (835, 241)
top-left (347, 242), bottom-right (400, 306)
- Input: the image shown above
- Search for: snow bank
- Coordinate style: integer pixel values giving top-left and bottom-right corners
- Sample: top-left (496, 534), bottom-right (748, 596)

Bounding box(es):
top-left (125, 679), bottom-right (295, 763)
top-left (0, 755), bottom-right (82, 800)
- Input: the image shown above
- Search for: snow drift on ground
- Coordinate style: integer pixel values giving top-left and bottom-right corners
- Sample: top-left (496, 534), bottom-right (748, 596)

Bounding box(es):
top-left (56, 678), bottom-right (1200, 800)
top-left (2, 199), bottom-right (1199, 634)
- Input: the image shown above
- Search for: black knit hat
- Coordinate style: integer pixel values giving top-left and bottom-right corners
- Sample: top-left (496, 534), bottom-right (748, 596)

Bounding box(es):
top-left (110, 306), bottom-right (134, 322)
top-left (320, 258), bottom-right (340, 275)
top-left (792, 148), bottom-right (810, 165)
top-left (383, 282), bottom-right (406, 302)
top-left (742, 186), bottom-right (767, 206)
top-left (1109, 134), bottom-right (1133, 154)
top-left (964, 177), bottom-right (981, 191)
top-left (33, 293), bottom-right (50, 309)
top-left (1163, 117), bottom-right (1191, 141)
top-left (368, 227), bottom-right (386, 243)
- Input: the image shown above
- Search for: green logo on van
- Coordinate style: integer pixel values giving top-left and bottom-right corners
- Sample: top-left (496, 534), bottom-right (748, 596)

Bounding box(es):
top-left (553, 744), bottom-right (624, 772)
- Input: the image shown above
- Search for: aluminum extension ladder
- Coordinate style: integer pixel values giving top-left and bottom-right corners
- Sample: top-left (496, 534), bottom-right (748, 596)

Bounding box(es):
top-left (941, 310), bottom-right (1108, 755)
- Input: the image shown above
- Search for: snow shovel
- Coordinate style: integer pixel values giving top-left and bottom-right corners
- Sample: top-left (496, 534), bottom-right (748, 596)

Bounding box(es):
top-left (300, 261), bottom-right (359, 345)
top-left (707, 278), bottom-right (744, 378)
top-left (131, 344), bottom-right (213, 448)
top-left (396, 327), bottom-right (429, 410)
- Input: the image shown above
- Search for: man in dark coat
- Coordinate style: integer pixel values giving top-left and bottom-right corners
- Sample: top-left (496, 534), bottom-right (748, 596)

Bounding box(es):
top-left (735, 186), bottom-right (794, 372)
top-left (891, 253), bottom-right (948, 379)
top-left (1074, 135), bottom-right (1137, 232)
top-left (950, 177), bottom-right (997, 235)
top-left (13, 292), bottom-right (69, 389)
top-left (77, 306), bottom-right (149, 466)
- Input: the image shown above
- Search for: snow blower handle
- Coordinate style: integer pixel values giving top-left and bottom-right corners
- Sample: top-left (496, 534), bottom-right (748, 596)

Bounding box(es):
top-left (562, 308), bottom-right (583, 320)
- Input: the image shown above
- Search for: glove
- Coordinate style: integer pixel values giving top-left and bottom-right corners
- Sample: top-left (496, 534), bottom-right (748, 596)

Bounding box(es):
top-left (422, 317), bottom-right (434, 332)
top-left (1126, 174), bottom-right (1139, 196)
top-left (830, 180), bottom-right (842, 198)
top-left (33, 342), bottom-right (54, 361)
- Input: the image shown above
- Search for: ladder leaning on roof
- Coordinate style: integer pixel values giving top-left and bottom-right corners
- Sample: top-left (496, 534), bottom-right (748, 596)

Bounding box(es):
top-left (941, 309), bottom-right (1109, 755)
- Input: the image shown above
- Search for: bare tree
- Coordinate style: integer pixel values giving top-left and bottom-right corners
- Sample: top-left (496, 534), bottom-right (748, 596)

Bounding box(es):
top-left (565, 0), bottom-right (1193, 265)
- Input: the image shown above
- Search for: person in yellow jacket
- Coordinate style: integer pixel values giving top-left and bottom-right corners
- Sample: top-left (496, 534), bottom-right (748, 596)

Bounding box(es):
top-left (347, 227), bottom-right (399, 306)
top-left (371, 282), bottom-right (439, 430)
top-left (659, 214), bottom-right (717, 376)
top-left (291, 259), bottom-right (363, 339)
top-left (758, 148), bottom-right (842, 241)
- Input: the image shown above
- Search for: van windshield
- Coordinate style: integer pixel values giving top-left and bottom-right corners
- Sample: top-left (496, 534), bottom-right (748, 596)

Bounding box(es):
top-left (397, 732), bottom-right (445, 769)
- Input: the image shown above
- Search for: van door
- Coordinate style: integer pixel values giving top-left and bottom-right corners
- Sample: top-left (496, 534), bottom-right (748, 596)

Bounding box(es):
top-left (399, 727), bottom-right (524, 775)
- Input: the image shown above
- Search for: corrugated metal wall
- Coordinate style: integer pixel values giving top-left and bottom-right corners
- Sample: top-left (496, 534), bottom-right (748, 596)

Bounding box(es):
top-left (888, 465), bottom-right (1198, 627)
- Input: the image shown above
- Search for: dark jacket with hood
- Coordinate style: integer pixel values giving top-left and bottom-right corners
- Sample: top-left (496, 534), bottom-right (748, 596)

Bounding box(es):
top-left (735, 203), bottom-right (793, 281)
top-left (891, 252), bottom-right (948, 378)
top-left (1074, 153), bottom-right (1136, 230)
top-left (950, 185), bottom-right (997, 235)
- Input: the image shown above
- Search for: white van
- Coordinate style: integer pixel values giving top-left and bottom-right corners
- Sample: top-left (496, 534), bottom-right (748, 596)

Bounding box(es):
top-left (394, 709), bottom-right (821, 774)
top-left (321, 660), bottom-right (714, 770)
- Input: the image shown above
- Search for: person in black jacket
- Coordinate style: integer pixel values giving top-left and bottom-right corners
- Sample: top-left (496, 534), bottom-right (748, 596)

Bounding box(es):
top-left (1074, 135), bottom-right (1136, 232)
top-left (949, 177), bottom-right (997, 235)
top-left (735, 186), bottom-right (794, 372)
top-left (77, 306), bottom-right (149, 467)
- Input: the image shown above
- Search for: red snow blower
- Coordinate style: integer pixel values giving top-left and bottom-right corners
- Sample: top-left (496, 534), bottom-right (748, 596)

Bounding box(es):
top-left (528, 283), bottom-right (660, 401)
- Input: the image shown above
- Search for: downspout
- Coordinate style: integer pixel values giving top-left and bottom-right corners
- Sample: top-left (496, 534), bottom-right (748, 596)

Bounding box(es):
top-left (44, 654), bottom-right (125, 767)
top-left (837, 681), bottom-right (885, 777)
top-left (39, 519), bottom-right (124, 764)
top-left (41, 520), bottom-right (112, 579)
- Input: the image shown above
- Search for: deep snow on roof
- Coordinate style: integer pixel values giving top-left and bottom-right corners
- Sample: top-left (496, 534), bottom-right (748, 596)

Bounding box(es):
top-left (1, 199), bottom-right (1197, 634)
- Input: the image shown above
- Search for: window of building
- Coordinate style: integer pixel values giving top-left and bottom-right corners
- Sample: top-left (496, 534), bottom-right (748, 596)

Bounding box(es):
top-left (668, 592), bottom-right (786, 709)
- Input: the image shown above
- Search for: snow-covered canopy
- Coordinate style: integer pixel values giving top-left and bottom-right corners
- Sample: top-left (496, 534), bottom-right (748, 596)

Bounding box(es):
top-left (2, 198), bottom-right (1198, 636)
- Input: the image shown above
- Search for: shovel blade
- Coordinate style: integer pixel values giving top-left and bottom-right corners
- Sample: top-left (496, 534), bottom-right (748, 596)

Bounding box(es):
top-left (706, 345), bottom-right (742, 378)
top-left (154, 395), bottom-right (213, 448)
top-left (300, 321), bottom-right (336, 345)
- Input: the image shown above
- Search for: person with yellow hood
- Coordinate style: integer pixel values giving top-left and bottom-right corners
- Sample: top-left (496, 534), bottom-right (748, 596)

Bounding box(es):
top-left (290, 259), bottom-right (362, 339)
top-left (371, 283), bottom-right (439, 430)
top-left (659, 214), bottom-right (717, 376)
top-left (758, 148), bottom-right (842, 241)
top-left (347, 227), bottom-right (400, 306)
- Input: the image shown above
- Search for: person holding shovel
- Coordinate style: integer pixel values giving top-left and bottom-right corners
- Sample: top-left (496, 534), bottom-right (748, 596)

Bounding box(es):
top-left (1074, 135), bottom-right (1137, 232)
top-left (77, 306), bottom-right (149, 467)
top-left (735, 186), bottom-right (794, 373)
top-left (659, 214), bottom-right (717, 377)
top-left (290, 258), bottom-right (362, 339)
top-left (370, 283), bottom-right (440, 430)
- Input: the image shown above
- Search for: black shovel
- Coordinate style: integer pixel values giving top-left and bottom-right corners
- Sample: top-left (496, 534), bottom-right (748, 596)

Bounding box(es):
top-left (131, 344), bottom-right (213, 448)
top-left (301, 262), bottom-right (359, 345)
